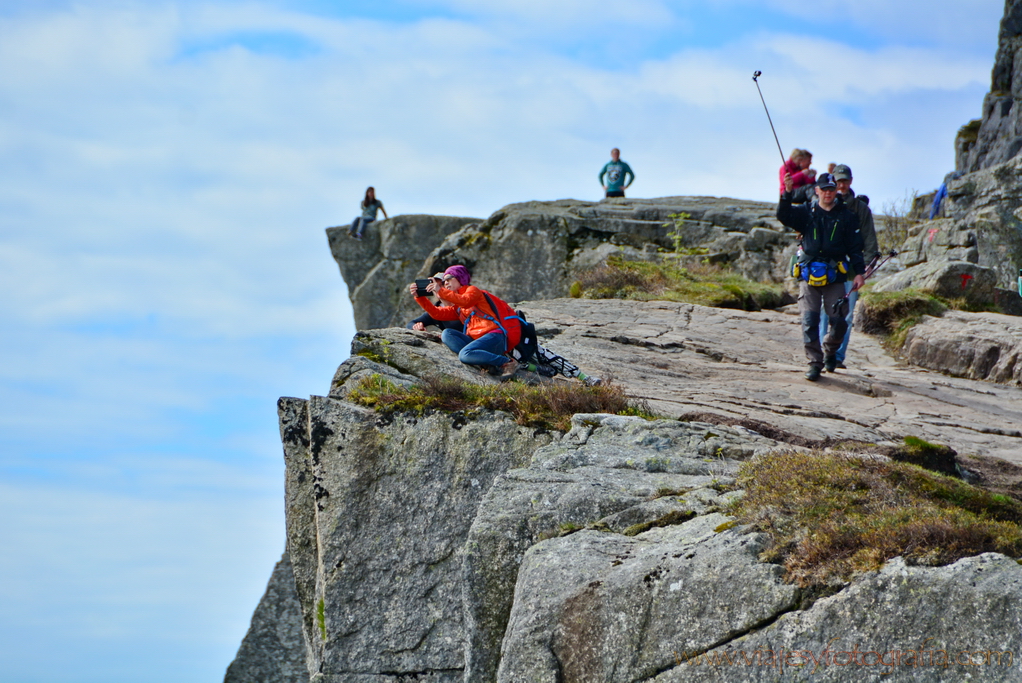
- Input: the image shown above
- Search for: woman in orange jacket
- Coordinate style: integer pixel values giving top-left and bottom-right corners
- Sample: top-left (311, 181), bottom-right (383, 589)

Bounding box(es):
top-left (408, 265), bottom-right (517, 377)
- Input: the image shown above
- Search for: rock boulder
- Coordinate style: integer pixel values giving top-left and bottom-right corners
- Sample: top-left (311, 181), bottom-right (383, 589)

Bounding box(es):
top-left (327, 214), bottom-right (481, 330)
top-left (870, 259), bottom-right (998, 305)
top-left (329, 198), bottom-right (798, 332)
top-left (239, 296), bottom-right (1022, 682)
top-left (901, 310), bottom-right (1022, 386)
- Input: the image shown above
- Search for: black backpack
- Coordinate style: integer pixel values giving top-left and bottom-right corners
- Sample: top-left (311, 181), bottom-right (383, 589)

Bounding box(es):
top-left (514, 309), bottom-right (539, 365)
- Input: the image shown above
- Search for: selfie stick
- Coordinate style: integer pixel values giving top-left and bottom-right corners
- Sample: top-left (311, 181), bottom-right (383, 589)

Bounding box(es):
top-left (752, 71), bottom-right (786, 165)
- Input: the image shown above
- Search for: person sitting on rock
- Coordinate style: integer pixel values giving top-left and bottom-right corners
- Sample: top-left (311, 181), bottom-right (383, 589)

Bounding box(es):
top-left (408, 265), bottom-right (519, 378)
top-left (407, 298), bottom-right (602, 386)
top-left (777, 172), bottom-right (865, 381)
top-left (408, 311), bottom-right (460, 332)
top-left (349, 186), bottom-right (387, 240)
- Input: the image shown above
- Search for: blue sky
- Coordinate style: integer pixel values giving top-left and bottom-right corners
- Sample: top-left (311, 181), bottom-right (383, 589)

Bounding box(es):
top-left (0, 1), bottom-right (1004, 681)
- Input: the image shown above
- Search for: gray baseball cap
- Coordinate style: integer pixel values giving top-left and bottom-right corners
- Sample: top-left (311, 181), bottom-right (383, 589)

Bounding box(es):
top-left (832, 164), bottom-right (852, 181)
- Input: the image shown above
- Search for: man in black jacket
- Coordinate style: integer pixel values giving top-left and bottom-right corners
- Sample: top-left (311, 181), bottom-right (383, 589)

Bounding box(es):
top-left (777, 172), bottom-right (866, 381)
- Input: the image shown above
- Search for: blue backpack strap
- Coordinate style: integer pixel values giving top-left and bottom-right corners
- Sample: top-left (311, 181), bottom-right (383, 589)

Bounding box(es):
top-left (480, 292), bottom-right (509, 335)
top-left (459, 305), bottom-right (471, 334)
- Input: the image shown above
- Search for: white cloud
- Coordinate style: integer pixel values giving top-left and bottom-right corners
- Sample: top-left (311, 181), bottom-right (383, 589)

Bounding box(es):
top-left (407, 0), bottom-right (676, 28)
top-left (714, 0), bottom-right (1003, 48)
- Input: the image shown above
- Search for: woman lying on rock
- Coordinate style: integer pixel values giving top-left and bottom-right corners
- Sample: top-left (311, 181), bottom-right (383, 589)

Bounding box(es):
top-left (408, 265), bottom-right (520, 379)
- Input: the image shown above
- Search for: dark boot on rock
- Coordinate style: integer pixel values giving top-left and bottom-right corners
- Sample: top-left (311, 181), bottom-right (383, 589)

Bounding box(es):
top-left (805, 365), bottom-right (822, 381)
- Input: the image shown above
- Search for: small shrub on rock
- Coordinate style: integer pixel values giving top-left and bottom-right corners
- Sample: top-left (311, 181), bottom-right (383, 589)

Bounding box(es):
top-left (731, 450), bottom-right (1022, 587)
top-left (347, 373), bottom-right (657, 431)
top-left (570, 255), bottom-right (785, 311)
top-left (857, 288), bottom-right (947, 347)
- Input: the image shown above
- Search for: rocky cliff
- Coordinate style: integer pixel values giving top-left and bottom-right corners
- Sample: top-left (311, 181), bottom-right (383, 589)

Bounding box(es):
top-left (957, 0), bottom-right (1022, 172)
top-left (231, 182), bottom-right (1022, 683)
top-left (881, 153), bottom-right (1022, 294)
top-left (229, 300), bottom-right (1022, 682)
top-left (231, 143), bottom-right (1022, 683)
top-left (225, 3), bottom-right (1022, 679)
top-left (224, 553), bottom-right (307, 683)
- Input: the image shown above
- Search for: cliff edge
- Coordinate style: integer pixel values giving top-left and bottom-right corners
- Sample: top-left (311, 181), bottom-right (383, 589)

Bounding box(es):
top-left (228, 298), bottom-right (1022, 682)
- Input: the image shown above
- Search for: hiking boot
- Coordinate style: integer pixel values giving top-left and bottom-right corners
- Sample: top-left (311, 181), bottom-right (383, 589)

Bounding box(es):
top-left (498, 359), bottom-right (519, 381)
top-left (836, 361), bottom-right (847, 369)
top-left (824, 356), bottom-right (838, 372)
top-left (535, 361), bottom-right (560, 378)
top-left (805, 365), bottom-right (822, 382)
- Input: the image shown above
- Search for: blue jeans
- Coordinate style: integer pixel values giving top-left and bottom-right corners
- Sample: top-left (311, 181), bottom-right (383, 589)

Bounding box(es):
top-left (819, 282), bottom-right (857, 363)
top-left (441, 329), bottom-right (508, 368)
top-left (350, 216), bottom-right (374, 236)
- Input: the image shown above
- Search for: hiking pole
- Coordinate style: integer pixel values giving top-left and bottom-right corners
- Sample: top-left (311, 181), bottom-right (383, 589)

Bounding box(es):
top-left (864, 249), bottom-right (898, 279)
top-left (752, 71), bottom-right (786, 165)
top-left (832, 249), bottom-right (898, 316)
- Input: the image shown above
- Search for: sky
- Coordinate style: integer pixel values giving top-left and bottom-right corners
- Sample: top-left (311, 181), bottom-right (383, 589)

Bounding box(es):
top-left (0, 1), bottom-right (1005, 681)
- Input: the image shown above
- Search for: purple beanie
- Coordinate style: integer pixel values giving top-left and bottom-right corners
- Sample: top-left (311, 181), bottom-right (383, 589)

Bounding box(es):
top-left (444, 264), bottom-right (471, 286)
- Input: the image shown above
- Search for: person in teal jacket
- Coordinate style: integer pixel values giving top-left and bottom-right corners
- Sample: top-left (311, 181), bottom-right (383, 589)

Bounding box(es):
top-left (599, 148), bottom-right (634, 198)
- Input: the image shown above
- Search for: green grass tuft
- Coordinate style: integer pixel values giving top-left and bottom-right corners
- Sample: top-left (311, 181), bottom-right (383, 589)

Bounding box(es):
top-left (857, 288), bottom-right (948, 348)
top-left (346, 373), bottom-right (659, 432)
top-left (903, 435), bottom-right (939, 452)
top-left (622, 510), bottom-right (697, 537)
top-left (316, 598), bottom-right (327, 641)
top-left (355, 349), bottom-right (387, 364)
top-left (730, 450), bottom-right (1022, 587)
top-left (858, 287), bottom-right (1002, 350)
top-left (570, 255), bottom-right (786, 311)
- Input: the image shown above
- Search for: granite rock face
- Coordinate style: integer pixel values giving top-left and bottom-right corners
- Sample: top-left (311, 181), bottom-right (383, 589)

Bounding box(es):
top-left (497, 519), bottom-right (797, 683)
top-left (651, 554), bottom-right (1022, 682)
top-left (233, 296), bottom-right (1022, 682)
top-left (276, 389), bottom-right (553, 681)
top-left (870, 156), bottom-right (1022, 303)
top-left (224, 553), bottom-right (309, 683)
top-left (870, 259), bottom-right (998, 305)
top-left (956, 0), bottom-right (1022, 173)
top-left (418, 198), bottom-right (794, 306)
top-left (463, 414), bottom-right (779, 683)
top-left (901, 310), bottom-right (1022, 386)
top-left (940, 156), bottom-right (1022, 288)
